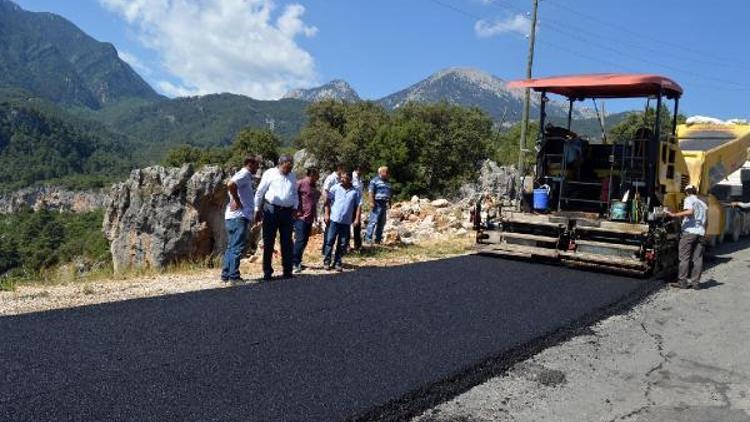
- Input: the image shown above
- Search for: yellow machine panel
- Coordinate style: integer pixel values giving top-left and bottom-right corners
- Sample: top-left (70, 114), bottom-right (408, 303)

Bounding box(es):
top-left (677, 123), bottom-right (750, 195)
top-left (677, 122), bottom-right (750, 238)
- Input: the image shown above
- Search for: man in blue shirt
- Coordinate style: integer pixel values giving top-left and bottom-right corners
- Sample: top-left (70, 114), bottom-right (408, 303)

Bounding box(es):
top-left (323, 171), bottom-right (362, 271)
top-left (365, 166), bottom-right (392, 244)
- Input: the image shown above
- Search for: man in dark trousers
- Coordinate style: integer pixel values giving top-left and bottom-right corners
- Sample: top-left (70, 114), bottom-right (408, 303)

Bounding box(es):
top-left (321, 163), bottom-right (343, 254)
top-left (323, 171), bottom-right (362, 271)
top-left (254, 155), bottom-right (298, 280)
top-left (221, 156), bottom-right (259, 282)
top-left (350, 164), bottom-right (365, 251)
top-left (293, 167), bottom-right (320, 273)
top-left (365, 166), bottom-right (392, 244)
top-left (666, 184), bottom-right (708, 289)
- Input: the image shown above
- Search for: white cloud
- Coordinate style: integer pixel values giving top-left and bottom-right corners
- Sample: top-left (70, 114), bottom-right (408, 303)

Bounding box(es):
top-left (117, 50), bottom-right (153, 76)
top-left (100, 0), bottom-right (318, 99)
top-left (157, 80), bottom-right (199, 98)
top-left (474, 14), bottom-right (531, 38)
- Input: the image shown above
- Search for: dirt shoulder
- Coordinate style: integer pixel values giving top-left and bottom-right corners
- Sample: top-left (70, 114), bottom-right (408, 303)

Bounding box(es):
top-left (415, 239), bottom-right (750, 422)
top-left (0, 234), bottom-right (473, 317)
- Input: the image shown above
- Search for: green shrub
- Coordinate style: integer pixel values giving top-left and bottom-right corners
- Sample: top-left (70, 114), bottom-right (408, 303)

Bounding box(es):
top-left (0, 209), bottom-right (111, 282)
top-left (298, 101), bottom-right (494, 199)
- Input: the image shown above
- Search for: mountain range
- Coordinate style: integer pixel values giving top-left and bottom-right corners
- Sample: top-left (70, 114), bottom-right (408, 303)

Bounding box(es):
top-left (0, 0), bottom-right (161, 109)
top-left (0, 0), bottom-right (584, 125)
top-left (0, 0), bottom-right (624, 191)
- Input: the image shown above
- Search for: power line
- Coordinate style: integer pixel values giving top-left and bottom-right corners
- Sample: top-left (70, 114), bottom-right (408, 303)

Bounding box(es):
top-left (479, 0), bottom-right (750, 90)
top-left (485, 0), bottom-right (750, 72)
top-left (427, 0), bottom-right (750, 92)
top-left (544, 0), bottom-right (750, 68)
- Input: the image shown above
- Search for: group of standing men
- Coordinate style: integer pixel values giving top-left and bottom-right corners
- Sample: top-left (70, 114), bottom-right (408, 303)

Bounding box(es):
top-left (221, 155), bottom-right (392, 282)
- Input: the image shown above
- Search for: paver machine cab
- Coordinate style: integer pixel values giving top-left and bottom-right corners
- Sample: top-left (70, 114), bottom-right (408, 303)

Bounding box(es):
top-left (475, 74), bottom-right (686, 277)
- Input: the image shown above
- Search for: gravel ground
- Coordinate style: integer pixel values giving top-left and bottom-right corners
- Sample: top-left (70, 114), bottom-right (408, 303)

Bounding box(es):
top-left (0, 235), bottom-right (471, 316)
top-left (415, 238), bottom-right (750, 422)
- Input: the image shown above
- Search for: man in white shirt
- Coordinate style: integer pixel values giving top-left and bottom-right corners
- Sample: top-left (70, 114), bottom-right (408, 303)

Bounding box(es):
top-left (350, 165), bottom-right (365, 250)
top-left (221, 156), bottom-right (259, 282)
top-left (666, 184), bottom-right (708, 289)
top-left (254, 155), bottom-right (298, 280)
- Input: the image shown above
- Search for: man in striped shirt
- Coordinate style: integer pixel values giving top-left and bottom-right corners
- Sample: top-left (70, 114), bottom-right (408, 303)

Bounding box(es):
top-left (365, 166), bottom-right (392, 244)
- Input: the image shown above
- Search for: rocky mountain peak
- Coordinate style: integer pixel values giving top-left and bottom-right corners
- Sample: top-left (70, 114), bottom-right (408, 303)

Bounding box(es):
top-left (283, 79), bottom-right (361, 102)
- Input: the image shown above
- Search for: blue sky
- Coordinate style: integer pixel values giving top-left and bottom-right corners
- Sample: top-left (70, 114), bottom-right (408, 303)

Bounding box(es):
top-left (13, 0), bottom-right (750, 119)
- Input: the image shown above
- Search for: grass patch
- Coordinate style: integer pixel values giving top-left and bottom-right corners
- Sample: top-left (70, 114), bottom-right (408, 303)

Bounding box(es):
top-left (19, 290), bottom-right (50, 300)
top-left (0, 277), bottom-right (16, 292)
top-left (349, 235), bottom-right (474, 265)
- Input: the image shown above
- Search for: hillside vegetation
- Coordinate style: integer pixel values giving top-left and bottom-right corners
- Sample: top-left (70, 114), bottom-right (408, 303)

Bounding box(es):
top-left (86, 94), bottom-right (307, 150)
top-left (0, 0), bottom-right (159, 108)
top-left (0, 97), bottom-right (140, 192)
top-left (0, 208), bottom-right (110, 290)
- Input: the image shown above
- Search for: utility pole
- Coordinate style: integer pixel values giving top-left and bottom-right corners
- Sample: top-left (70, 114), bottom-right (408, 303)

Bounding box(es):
top-left (517, 0), bottom-right (539, 206)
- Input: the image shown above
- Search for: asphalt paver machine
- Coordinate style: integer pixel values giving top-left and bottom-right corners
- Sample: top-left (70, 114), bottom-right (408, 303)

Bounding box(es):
top-left (475, 74), bottom-right (686, 277)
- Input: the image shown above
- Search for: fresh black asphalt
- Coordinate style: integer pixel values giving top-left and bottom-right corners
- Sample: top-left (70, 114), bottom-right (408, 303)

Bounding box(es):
top-left (0, 255), bottom-right (654, 421)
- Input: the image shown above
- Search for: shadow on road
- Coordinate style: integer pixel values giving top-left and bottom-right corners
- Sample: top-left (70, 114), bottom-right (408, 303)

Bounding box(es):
top-left (707, 236), bottom-right (750, 257)
top-left (696, 279), bottom-right (724, 290)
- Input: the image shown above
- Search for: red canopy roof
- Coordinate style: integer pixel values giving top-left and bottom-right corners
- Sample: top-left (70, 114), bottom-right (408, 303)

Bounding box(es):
top-left (506, 73), bottom-right (683, 99)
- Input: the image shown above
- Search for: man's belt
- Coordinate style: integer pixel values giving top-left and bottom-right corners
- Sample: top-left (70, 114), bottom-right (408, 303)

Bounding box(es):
top-left (267, 202), bottom-right (295, 210)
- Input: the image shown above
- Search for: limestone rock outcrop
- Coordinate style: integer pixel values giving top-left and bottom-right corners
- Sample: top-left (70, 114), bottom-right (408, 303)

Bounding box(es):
top-left (103, 164), bottom-right (230, 273)
top-left (0, 186), bottom-right (109, 214)
top-left (459, 159), bottom-right (516, 200)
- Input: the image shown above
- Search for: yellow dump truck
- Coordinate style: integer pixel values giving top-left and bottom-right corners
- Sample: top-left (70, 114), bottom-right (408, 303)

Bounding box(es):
top-left (677, 121), bottom-right (750, 246)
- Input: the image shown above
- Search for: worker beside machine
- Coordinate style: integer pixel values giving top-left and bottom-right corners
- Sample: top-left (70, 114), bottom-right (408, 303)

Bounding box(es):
top-left (665, 185), bottom-right (707, 289)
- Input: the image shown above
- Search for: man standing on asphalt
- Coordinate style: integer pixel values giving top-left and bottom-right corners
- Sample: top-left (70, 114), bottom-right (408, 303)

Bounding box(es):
top-left (222, 156), bottom-right (259, 282)
top-left (323, 171), bottom-right (362, 271)
top-left (293, 167), bottom-right (321, 274)
top-left (365, 166), bottom-right (392, 244)
top-left (321, 164), bottom-right (344, 254)
top-left (350, 164), bottom-right (365, 251)
top-left (254, 155), bottom-right (298, 280)
top-left (666, 184), bottom-right (708, 289)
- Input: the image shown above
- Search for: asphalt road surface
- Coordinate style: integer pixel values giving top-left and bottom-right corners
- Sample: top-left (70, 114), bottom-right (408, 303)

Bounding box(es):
top-left (0, 255), bottom-right (654, 421)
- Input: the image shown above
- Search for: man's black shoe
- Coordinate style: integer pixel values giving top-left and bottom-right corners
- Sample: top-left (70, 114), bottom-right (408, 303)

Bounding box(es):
top-left (227, 277), bottom-right (248, 284)
top-left (281, 273), bottom-right (294, 279)
top-left (669, 282), bottom-right (690, 289)
top-left (262, 274), bottom-right (273, 281)
top-left (691, 282), bottom-right (701, 290)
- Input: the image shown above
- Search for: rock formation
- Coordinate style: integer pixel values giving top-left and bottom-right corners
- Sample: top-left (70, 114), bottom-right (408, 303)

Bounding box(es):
top-left (0, 186), bottom-right (109, 214)
top-left (103, 164), bottom-right (231, 273)
top-left (459, 159), bottom-right (516, 201)
top-left (293, 148), bottom-right (319, 173)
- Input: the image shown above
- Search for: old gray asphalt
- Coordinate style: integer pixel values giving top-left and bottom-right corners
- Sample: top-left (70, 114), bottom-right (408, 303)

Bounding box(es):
top-left (0, 255), bottom-right (652, 421)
